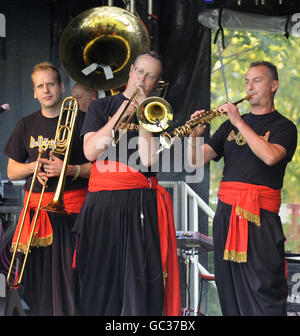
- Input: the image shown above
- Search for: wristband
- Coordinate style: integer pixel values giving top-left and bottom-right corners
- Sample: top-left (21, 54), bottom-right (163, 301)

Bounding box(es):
top-left (72, 165), bottom-right (81, 181)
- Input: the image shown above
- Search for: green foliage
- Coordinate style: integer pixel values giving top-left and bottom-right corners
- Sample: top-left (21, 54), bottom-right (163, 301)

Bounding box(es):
top-left (210, 28), bottom-right (300, 203)
top-left (206, 30), bottom-right (300, 312)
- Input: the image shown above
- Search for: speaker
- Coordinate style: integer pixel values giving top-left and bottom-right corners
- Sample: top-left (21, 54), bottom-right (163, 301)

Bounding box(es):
top-left (286, 252), bottom-right (300, 316)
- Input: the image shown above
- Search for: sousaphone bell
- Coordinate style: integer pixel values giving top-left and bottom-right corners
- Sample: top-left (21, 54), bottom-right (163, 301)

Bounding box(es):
top-left (59, 6), bottom-right (150, 90)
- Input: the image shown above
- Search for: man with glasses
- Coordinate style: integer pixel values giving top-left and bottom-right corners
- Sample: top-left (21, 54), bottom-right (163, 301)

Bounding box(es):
top-left (72, 51), bottom-right (181, 316)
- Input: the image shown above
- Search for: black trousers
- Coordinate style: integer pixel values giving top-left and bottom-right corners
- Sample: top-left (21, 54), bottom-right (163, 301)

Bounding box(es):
top-left (22, 212), bottom-right (80, 316)
top-left (73, 188), bottom-right (164, 316)
top-left (213, 200), bottom-right (287, 316)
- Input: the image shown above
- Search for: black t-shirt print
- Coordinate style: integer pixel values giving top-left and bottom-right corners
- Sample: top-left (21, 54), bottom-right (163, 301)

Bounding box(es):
top-left (207, 110), bottom-right (298, 189)
top-left (4, 110), bottom-right (89, 193)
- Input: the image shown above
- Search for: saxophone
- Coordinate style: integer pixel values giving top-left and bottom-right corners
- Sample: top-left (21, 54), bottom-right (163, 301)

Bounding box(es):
top-left (158, 95), bottom-right (252, 152)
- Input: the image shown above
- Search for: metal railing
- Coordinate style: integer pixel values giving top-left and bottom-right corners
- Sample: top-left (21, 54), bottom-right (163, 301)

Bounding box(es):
top-left (160, 180), bottom-right (216, 315)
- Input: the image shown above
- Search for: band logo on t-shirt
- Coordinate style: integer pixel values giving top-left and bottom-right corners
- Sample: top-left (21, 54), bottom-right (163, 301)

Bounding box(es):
top-left (107, 116), bottom-right (139, 132)
top-left (30, 135), bottom-right (56, 151)
top-left (227, 130), bottom-right (270, 146)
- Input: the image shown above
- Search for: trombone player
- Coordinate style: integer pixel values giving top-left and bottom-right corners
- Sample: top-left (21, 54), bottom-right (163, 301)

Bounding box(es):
top-left (4, 62), bottom-right (91, 315)
top-left (72, 51), bottom-right (181, 316)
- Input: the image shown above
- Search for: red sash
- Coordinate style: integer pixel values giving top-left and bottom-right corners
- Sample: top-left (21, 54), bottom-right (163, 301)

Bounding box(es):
top-left (218, 181), bottom-right (281, 263)
top-left (12, 188), bottom-right (87, 253)
top-left (88, 160), bottom-right (181, 316)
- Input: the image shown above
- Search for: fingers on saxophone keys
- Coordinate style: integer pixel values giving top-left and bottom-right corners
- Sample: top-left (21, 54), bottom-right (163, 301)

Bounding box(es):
top-left (190, 109), bottom-right (205, 120)
top-left (218, 106), bottom-right (227, 115)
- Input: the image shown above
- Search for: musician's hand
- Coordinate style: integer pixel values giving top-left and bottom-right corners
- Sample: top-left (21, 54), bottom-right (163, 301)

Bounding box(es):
top-left (189, 110), bottom-right (207, 138)
top-left (218, 102), bottom-right (243, 128)
top-left (120, 99), bottom-right (138, 119)
top-left (37, 171), bottom-right (48, 187)
top-left (135, 83), bottom-right (147, 104)
top-left (35, 158), bottom-right (48, 186)
top-left (38, 152), bottom-right (63, 177)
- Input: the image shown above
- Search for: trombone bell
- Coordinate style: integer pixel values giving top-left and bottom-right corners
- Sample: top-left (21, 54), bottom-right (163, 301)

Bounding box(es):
top-left (137, 97), bottom-right (173, 132)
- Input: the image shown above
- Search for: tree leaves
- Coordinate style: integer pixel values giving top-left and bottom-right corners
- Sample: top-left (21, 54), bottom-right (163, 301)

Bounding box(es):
top-left (210, 28), bottom-right (300, 203)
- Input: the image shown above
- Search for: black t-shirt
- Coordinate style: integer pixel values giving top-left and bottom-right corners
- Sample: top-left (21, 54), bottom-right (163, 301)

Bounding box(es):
top-left (4, 110), bottom-right (89, 193)
top-left (81, 93), bottom-right (156, 177)
top-left (207, 110), bottom-right (298, 189)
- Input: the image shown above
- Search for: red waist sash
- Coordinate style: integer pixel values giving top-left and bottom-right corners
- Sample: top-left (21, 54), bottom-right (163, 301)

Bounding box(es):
top-left (217, 181), bottom-right (281, 263)
top-left (12, 188), bottom-right (87, 253)
top-left (89, 160), bottom-right (181, 316)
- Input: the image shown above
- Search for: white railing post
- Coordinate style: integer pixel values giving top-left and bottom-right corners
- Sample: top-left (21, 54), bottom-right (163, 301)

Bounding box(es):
top-left (159, 180), bottom-right (215, 315)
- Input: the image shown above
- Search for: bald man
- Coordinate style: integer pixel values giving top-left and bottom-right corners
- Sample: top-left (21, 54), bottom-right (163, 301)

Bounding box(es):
top-left (71, 83), bottom-right (98, 112)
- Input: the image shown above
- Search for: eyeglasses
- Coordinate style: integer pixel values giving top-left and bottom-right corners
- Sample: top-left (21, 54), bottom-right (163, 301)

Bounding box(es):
top-left (134, 66), bottom-right (158, 82)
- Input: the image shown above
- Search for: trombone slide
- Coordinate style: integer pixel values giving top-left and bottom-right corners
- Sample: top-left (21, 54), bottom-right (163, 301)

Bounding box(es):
top-left (7, 150), bottom-right (45, 288)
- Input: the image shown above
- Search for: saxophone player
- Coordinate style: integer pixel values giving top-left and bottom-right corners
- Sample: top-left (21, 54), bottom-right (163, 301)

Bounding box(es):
top-left (187, 61), bottom-right (297, 316)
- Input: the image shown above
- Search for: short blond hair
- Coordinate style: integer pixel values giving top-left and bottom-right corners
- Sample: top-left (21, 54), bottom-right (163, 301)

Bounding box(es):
top-left (31, 62), bottom-right (62, 86)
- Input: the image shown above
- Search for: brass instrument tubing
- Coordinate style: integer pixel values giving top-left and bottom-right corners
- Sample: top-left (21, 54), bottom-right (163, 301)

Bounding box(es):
top-left (7, 149), bottom-right (45, 287)
top-left (158, 95), bottom-right (252, 151)
top-left (43, 96), bottom-right (79, 213)
top-left (112, 89), bottom-right (138, 146)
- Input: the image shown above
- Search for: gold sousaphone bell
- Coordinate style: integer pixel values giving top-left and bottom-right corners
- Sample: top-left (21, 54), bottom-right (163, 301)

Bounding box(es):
top-left (60, 6), bottom-right (173, 144)
top-left (59, 6), bottom-right (150, 90)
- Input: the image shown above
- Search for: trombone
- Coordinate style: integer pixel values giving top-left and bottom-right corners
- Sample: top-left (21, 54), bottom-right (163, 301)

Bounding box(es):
top-left (42, 96), bottom-right (79, 214)
top-left (6, 96), bottom-right (78, 288)
top-left (111, 88), bottom-right (138, 146)
top-left (111, 81), bottom-right (173, 146)
top-left (7, 149), bottom-right (46, 288)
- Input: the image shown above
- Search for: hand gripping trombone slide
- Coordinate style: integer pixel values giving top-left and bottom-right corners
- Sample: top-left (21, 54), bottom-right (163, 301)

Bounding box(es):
top-left (156, 95), bottom-right (252, 154)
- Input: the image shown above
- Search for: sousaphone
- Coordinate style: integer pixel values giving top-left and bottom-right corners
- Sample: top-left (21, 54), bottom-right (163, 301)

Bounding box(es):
top-left (59, 6), bottom-right (150, 90)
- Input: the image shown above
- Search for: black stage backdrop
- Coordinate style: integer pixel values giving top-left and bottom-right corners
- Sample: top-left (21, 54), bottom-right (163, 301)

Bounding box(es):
top-left (0, 0), bottom-right (211, 314)
top-left (0, 0), bottom-right (211, 235)
top-left (1, 0), bottom-right (299, 317)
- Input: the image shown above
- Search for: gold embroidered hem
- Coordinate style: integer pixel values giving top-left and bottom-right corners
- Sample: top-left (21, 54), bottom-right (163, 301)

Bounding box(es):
top-left (11, 234), bottom-right (53, 254)
top-left (223, 250), bottom-right (247, 263)
top-left (235, 205), bottom-right (260, 226)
